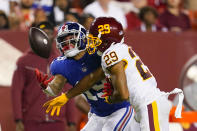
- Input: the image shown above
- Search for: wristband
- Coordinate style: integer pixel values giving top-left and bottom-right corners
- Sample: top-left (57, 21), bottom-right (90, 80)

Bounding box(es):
top-left (43, 86), bottom-right (57, 96)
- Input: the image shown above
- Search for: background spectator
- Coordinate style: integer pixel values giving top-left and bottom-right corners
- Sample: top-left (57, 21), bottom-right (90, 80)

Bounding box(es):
top-left (64, 11), bottom-right (80, 23)
top-left (9, 1), bottom-right (23, 30)
top-left (33, 9), bottom-right (48, 26)
top-left (78, 0), bottom-right (94, 9)
top-left (84, 0), bottom-right (127, 29)
top-left (116, 0), bottom-right (130, 2)
top-left (48, 0), bottom-right (71, 26)
top-left (0, 10), bottom-right (10, 30)
top-left (111, 0), bottom-right (137, 14)
top-left (184, 0), bottom-right (197, 30)
top-left (19, 0), bottom-right (35, 29)
top-left (184, 0), bottom-right (197, 11)
top-left (8, 0), bottom-right (35, 30)
top-left (9, 0), bottom-right (20, 14)
top-left (137, 6), bottom-right (167, 32)
top-left (114, 0), bottom-right (166, 14)
top-left (147, 0), bottom-right (166, 13)
top-left (159, 0), bottom-right (191, 32)
top-left (0, 0), bottom-right (11, 15)
top-left (11, 21), bottom-right (77, 131)
top-left (32, 0), bottom-right (54, 15)
top-left (80, 13), bottom-right (95, 30)
top-left (126, 0), bottom-right (147, 30)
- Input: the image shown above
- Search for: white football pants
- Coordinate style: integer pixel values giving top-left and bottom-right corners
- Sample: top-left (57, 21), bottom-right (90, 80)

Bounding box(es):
top-left (81, 106), bottom-right (140, 131)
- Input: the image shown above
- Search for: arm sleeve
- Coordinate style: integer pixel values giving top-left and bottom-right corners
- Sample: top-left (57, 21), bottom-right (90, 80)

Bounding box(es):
top-left (50, 59), bottom-right (69, 78)
top-left (11, 62), bottom-right (26, 120)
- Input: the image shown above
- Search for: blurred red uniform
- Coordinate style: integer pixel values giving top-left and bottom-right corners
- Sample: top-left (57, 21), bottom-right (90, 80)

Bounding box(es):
top-left (147, 0), bottom-right (166, 13)
top-left (159, 10), bottom-right (191, 31)
top-left (126, 11), bottom-right (141, 31)
top-left (11, 49), bottom-right (77, 131)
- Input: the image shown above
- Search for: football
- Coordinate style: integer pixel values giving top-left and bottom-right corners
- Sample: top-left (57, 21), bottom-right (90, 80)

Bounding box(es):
top-left (28, 27), bottom-right (52, 58)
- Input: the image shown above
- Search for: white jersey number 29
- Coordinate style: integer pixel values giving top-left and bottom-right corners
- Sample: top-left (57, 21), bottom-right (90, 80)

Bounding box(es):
top-left (128, 48), bottom-right (152, 80)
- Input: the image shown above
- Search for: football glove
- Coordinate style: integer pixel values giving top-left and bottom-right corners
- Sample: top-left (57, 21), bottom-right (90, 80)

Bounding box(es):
top-left (101, 78), bottom-right (113, 104)
top-left (35, 68), bottom-right (54, 89)
top-left (43, 93), bottom-right (69, 116)
top-left (101, 83), bottom-right (113, 97)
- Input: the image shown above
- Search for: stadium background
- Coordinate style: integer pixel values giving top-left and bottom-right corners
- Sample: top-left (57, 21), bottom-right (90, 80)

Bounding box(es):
top-left (1, 0), bottom-right (197, 131)
top-left (1, 30), bottom-right (197, 131)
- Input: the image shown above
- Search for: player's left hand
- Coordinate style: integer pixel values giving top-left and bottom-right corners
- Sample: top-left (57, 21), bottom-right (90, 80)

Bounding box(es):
top-left (43, 93), bottom-right (69, 116)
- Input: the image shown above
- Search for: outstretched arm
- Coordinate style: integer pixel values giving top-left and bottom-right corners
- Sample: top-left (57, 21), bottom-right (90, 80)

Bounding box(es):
top-left (43, 67), bottom-right (105, 116)
top-left (66, 67), bottom-right (105, 99)
top-left (35, 68), bottom-right (67, 96)
top-left (48, 74), bottom-right (67, 95)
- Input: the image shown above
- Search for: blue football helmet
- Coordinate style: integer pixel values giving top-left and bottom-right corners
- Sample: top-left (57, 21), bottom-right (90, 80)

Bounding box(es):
top-left (56, 22), bottom-right (87, 57)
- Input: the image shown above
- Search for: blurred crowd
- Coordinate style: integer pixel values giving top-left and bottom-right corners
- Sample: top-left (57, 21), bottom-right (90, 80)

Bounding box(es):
top-left (0, 0), bottom-right (197, 32)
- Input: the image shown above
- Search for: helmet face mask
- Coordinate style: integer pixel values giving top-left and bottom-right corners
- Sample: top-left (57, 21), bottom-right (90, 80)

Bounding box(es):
top-left (86, 33), bottom-right (102, 55)
top-left (86, 17), bottom-right (124, 55)
top-left (56, 22), bottom-right (87, 57)
top-left (57, 33), bottom-right (79, 52)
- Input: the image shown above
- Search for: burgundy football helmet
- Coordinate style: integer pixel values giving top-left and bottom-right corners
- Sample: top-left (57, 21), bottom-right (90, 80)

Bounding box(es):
top-left (87, 17), bottom-right (124, 54)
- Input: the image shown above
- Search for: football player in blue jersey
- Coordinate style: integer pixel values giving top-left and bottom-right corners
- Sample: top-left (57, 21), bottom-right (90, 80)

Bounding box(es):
top-left (36, 22), bottom-right (140, 131)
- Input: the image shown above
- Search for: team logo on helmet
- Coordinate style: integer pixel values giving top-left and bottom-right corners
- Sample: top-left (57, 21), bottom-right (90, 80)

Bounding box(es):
top-left (86, 17), bottom-right (124, 55)
top-left (56, 22), bottom-right (87, 57)
top-left (86, 33), bottom-right (102, 54)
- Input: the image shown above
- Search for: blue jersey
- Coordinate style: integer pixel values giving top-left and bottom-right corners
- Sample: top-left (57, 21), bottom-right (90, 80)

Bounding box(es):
top-left (50, 52), bottom-right (130, 117)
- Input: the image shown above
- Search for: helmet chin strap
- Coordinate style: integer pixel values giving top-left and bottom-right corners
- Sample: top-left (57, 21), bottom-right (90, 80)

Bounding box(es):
top-left (64, 48), bottom-right (84, 57)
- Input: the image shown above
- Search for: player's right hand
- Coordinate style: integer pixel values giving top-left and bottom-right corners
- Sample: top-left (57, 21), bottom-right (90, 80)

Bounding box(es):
top-left (43, 93), bottom-right (69, 116)
top-left (101, 78), bottom-right (113, 97)
top-left (101, 83), bottom-right (113, 97)
top-left (101, 78), bottom-right (114, 104)
top-left (35, 68), bottom-right (54, 89)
